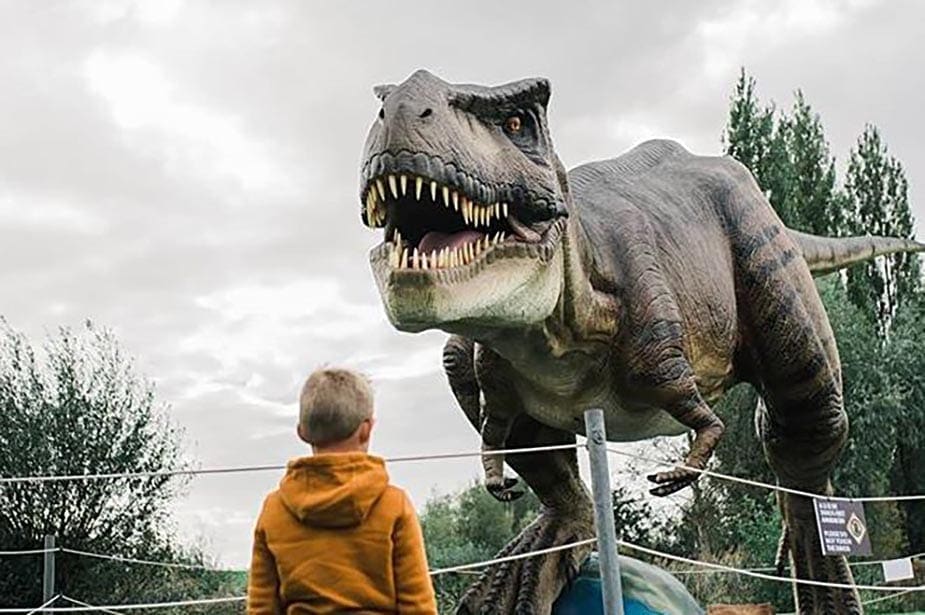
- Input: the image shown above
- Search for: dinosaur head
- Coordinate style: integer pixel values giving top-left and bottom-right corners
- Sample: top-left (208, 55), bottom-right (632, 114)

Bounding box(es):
top-left (360, 70), bottom-right (568, 334)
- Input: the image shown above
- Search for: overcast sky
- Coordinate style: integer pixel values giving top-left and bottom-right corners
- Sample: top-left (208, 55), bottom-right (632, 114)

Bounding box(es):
top-left (2, 0), bottom-right (923, 569)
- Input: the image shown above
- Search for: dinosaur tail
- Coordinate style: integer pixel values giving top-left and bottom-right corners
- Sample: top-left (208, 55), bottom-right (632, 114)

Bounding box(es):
top-left (789, 229), bottom-right (925, 276)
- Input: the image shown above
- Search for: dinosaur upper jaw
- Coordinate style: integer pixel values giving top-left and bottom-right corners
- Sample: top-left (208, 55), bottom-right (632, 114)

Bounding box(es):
top-left (364, 168), bottom-right (567, 334)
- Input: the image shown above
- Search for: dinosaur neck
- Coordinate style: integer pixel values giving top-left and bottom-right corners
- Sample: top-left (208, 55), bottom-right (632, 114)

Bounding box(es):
top-left (548, 217), bottom-right (619, 351)
top-left (472, 217), bottom-right (617, 365)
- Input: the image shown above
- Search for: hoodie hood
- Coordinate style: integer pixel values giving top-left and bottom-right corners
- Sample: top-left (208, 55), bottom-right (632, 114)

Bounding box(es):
top-left (279, 453), bottom-right (389, 528)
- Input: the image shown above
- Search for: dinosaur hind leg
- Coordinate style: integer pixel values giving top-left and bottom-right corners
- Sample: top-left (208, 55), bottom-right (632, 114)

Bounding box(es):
top-left (779, 491), bottom-right (860, 614)
top-left (758, 391), bottom-right (860, 614)
top-left (444, 335), bottom-right (594, 613)
top-left (456, 416), bottom-right (594, 615)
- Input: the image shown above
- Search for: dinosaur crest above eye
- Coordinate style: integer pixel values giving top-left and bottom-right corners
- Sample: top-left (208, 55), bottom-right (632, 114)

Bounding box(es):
top-left (373, 84), bottom-right (395, 101)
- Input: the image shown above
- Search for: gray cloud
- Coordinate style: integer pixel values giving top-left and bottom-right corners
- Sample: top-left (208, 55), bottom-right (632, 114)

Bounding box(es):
top-left (1, 0), bottom-right (922, 568)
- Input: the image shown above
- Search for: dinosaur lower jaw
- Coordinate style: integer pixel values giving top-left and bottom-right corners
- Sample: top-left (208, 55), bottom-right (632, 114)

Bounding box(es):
top-left (369, 218), bottom-right (566, 334)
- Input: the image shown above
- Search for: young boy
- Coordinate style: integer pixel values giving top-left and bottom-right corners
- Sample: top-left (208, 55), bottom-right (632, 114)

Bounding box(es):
top-left (247, 368), bottom-right (438, 614)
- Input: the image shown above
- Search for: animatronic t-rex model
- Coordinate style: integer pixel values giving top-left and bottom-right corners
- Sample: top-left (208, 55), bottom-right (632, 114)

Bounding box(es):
top-left (358, 70), bottom-right (924, 614)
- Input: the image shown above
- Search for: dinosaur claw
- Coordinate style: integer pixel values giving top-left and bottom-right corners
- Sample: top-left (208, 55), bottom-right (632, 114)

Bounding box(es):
top-left (487, 476), bottom-right (525, 502)
top-left (646, 467), bottom-right (700, 496)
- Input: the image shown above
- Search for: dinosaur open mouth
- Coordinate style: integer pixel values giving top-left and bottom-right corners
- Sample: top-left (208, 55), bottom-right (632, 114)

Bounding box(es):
top-left (363, 173), bottom-right (561, 271)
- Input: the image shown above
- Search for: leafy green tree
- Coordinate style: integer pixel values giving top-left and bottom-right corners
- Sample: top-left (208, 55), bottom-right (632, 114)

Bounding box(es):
top-left (844, 125), bottom-right (919, 334)
top-left (722, 69), bottom-right (792, 223)
top-left (0, 320), bottom-right (241, 611)
top-left (778, 91), bottom-right (843, 235)
top-left (887, 298), bottom-right (925, 557)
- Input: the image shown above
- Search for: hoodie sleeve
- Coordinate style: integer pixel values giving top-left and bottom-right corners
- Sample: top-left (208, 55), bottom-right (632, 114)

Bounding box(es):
top-left (392, 491), bottom-right (438, 614)
top-left (247, 501), bottom-right (283, 615)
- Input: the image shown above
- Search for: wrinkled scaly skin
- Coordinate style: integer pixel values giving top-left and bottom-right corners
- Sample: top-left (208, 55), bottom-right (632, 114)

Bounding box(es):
top-left (358, 70), bottom-right (925, 614)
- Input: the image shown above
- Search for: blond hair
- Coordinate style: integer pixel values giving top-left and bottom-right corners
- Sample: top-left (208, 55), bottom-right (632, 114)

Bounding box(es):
top-left (299, 368), bottom-right (374, 445)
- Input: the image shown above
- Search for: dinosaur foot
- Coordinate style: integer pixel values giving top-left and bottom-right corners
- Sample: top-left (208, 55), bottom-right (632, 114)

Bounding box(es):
top-left (779, 492), bottom-right (862, 615)
top-left (646, 460), bottom-right (704, 497)
top-left (456, 509), bottom-right (593, 615)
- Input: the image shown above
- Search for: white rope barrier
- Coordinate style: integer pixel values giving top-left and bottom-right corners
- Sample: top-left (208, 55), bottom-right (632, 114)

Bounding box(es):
top-left (607, 447), bottom-right (925, 503)
top-left (618, 540), bottom-right (925, 593)
top-left (2, 538), bottom-right (919, 611)
top-left (21, 596), bottom-right (60, 615)
top-left (669, 551), bottom-right (925, 575)
top-left (0, 597), bottom-right (246, 613)
top-left (59, 596), bottom-right (124, 615)
top-left (0, 463), bottom-right (286, 485)
top-left (860, 587), bottom-right (918, 606)
top-left (0, 443), bottom-right (583, 485)
top-left (387, 443), bottom-right (582, 464)
top-left (59, 548), bottom-right (235, 572)
top-left (0, 547), bottom-right (60, 556)
top-left (429, 538), bottom-right (597, 576)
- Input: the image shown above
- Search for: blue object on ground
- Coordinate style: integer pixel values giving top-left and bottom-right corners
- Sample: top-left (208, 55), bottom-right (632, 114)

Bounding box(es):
top-left (553, 553), bottom-right (704, 615)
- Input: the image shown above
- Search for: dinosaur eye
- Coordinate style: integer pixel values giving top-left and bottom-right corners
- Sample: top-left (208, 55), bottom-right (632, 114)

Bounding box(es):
top-left (504, 115), bottom-right (522, 134)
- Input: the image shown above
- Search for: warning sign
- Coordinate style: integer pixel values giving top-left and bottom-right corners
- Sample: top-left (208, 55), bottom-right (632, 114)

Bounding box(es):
top-left (813, 499), bottom-right (872, 556)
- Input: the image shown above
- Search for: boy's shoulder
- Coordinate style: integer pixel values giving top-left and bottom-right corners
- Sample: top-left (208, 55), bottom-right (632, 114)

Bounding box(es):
top-left (370, 481), bottom-right (412, 518)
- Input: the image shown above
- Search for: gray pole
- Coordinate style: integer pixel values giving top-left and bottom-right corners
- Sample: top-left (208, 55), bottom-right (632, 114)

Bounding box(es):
top-left (584, 408), bottom-right (624, 615)
top-left (42, 534), bottom-right (55, 613)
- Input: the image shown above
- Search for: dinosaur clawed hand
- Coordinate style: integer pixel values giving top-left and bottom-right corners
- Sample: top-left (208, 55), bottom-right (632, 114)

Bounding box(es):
top-left (646, 462), bottom-right (703, 497)
top-left (486, 476), bottom-right (526, 502)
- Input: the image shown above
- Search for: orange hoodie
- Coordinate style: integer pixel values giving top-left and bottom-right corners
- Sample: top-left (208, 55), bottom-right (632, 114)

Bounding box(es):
top-left (247, 453), bottom-right (437, 614)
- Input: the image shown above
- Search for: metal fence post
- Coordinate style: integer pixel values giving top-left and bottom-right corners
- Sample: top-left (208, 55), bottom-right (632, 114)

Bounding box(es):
top-left (584, 408), bottom-right (624, 615)
top-left (43, 534), bottom-right (55, 613)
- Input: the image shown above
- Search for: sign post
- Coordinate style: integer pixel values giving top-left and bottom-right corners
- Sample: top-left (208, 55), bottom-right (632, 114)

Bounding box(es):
top-left (584, 408), bottom-right (625, 615)
top-left (42, 534), bottom-right (56, 614)
top-left (813, 499), bottom-right (872, 557)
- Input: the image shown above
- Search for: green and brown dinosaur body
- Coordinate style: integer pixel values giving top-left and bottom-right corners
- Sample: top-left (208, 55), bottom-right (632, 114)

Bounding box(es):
top-left (359, 70), bottom-right (924, 614)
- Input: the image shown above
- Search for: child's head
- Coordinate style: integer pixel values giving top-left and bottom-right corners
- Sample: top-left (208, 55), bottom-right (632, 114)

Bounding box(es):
top-left (297, 367), bottom-right (375, 454)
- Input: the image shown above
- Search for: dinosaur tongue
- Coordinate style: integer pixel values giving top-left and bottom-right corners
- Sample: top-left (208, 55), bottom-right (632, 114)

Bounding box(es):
top-left (419, 230), bottom-right (484, 253)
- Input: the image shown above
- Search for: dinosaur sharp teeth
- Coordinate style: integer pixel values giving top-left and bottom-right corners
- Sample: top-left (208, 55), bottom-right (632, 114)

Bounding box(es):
top-left (430, 181), bottom-right (437, 202)
top-left (441, 186), bottom-right (449, 208)
top-left (452, 191), bottom-right (459, 210)
top-left (388, 175), bottom-right (398, 199)
top-left (376, 178), bottom-right (386, 201)
top-left (400, 174), bottom-right (407, 196)
top-left (400, 247), bottom-right (408, 268)
top-left (502, 202), bottom-right (509, 218)
top-left (412, 248), bottom-right (419, 269)
top-left (415, 176), bottom-right (423, 200)
top-left (495, 203), bottom-right (501, 218)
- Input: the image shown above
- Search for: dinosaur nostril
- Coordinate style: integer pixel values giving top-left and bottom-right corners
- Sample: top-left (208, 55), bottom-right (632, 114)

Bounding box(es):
top-left (379, 107), bottom-right (385, 120)
top-left (419, 108), bottom-right (433, 119)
